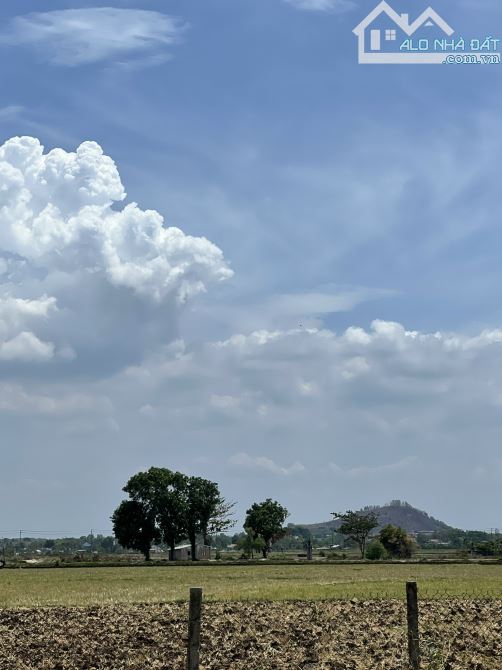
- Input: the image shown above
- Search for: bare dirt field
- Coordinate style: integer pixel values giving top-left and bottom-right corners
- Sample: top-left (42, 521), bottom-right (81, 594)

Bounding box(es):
top-left (0, 599), bottom-right (500, 670)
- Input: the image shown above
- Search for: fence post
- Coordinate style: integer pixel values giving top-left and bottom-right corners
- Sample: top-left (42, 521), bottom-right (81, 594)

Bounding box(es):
top-left (406, 581), bottom-right (420, 670)
top-left (187, 587), bottom-right (203, 670)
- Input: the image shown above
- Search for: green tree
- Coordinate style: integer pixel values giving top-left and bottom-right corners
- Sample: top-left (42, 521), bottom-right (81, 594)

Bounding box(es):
top-left (236, 528), bottom-right (265, 559)
top-left (474, 540), bottom-right (502, 557)
top-left (100, 536), bottom-right (116, 553)
top-left (244, 499), bottom-right (289, 558)
top-left (122, 467), bottom-right (189, 560)
top-left (379, 524), bottom-right (415, 559)
top-left (365, 539), bottom-right (387, 561)
top-left (112, 468), bottom-right (233, 562)
top-left (185, 477), bottom-right (234, 560)
top-left (157, 472), bottom-right (190, 561)
top-left (111, 500), bottom-right (159, 561)
top-left (333, 510), bottom-right (379, 559)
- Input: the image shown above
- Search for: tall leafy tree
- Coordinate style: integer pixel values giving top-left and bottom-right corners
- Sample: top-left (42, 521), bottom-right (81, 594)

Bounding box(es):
top-left (185, 477), bottom-right (234, 560)
top-left (114, 467), bottom-right (188, 560)
top-left (379, 524), bottom-right (414, 558)
top-left (332, 510), bottom-right (379, 559)
top-left (113, 467), bottom-right (233, 561)
top-left (244, 499), bottom-right (289, 558)
top-left (111, 500), bottom-right (159, 561)
top-left (156, 471), bottom-right (190, 561)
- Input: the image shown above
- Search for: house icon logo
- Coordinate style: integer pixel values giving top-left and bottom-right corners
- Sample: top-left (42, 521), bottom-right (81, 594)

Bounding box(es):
top-left (353, 1), bottom-right (454, 64)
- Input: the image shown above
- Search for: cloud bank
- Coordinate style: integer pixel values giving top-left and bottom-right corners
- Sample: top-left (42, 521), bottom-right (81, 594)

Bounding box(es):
top-left (0, 136), bottom-right (232, 372)
top-left (112, 318), bottom-right (502, 495)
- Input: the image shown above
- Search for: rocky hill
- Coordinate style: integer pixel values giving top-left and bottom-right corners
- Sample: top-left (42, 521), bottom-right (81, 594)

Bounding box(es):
top-left (294, 500), bottom-right (453, 537)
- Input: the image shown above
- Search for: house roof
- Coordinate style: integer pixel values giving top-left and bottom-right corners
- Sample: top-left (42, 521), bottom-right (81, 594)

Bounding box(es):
top-left (174, 543), bottom-right (211, 549)
top-left (353, 1), bottom-right (453, 37)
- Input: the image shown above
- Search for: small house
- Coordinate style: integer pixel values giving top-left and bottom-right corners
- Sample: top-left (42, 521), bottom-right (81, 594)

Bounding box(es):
top-left (173, 544), bottom-right (211, 561)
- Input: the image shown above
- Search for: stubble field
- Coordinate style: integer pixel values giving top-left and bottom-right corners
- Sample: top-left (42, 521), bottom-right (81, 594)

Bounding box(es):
top-left (0, 564), bottom-right (500, 669)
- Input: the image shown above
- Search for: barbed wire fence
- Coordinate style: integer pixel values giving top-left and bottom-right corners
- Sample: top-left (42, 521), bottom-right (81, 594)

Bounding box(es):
top-left (185, 582), bottom-right (501, 670)
top-left (0, 579), bottom-right (500, 668)
top-left (417, 582), bottom-right (501, 670)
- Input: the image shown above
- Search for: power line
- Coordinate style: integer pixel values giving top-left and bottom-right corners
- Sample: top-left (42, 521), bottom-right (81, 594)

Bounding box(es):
top-left (0, 529), bottom-right (114, 538)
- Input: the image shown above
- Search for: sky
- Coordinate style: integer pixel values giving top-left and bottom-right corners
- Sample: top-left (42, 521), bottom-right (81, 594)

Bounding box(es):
top-left (0, 0), bottom-right (501, 535)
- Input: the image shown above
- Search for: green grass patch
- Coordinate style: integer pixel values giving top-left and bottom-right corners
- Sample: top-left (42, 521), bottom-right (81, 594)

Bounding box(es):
top-left (0, 563), bottom-right (500, 607)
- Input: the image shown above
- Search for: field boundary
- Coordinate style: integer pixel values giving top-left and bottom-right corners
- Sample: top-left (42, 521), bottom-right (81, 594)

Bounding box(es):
top-left (4, 557), bottom-right (502, 569)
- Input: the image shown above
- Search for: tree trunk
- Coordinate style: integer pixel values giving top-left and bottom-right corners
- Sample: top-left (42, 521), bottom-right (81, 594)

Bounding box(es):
top-left (189, 533), bottom-right (197, 561)
top-left (169, 540), bottom-right (175, 562)
top-left (144, 546), bottom-right (151, 561)
top-left (203, 533), bottom-right (210, 558)
top-left (262, 545), bottom-right (268, 559)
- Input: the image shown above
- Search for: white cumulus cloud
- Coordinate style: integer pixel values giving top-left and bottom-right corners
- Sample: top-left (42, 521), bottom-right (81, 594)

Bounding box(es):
top-left (0, 136), bottom-right (232, 371)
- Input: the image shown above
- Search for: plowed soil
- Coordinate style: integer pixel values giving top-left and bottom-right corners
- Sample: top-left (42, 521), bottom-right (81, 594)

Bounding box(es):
top-left (0, 600), bottom-right (500, 669)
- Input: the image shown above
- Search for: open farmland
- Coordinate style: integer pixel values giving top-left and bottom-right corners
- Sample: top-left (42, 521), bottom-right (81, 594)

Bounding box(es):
top-left (0, 564), bottom-right (500, 669)
top-left (0, 599), bottom-right (500, 669)
top-left (0, 562), bottom-right (501, 607)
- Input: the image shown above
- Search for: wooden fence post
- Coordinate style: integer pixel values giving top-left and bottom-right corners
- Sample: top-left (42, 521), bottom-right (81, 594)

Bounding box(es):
top-left (187, 587), bottom-right (203, 670)
top-left (406, 581), bottom-right (420, 670)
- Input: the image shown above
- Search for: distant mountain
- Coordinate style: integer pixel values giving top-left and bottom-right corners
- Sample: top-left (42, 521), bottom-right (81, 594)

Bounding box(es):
top-left (292, 500), bottom-right (454, 537)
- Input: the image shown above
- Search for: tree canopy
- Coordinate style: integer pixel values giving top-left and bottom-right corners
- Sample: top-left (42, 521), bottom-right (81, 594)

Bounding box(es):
top-left (244, 499), bottom-right (289, 558)
top-left (333, 510), bottom-right (379, 559)
top-left (185, 476), bottom-right (235, 560)
top-left (111, 499), bottom-right (159, 561)
top-left (379, 524), bottom-right (415, 558)
top-left (112, 467), bottom-right (234, 560)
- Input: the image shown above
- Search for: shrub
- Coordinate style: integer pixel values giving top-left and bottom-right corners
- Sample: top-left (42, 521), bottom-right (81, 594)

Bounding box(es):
top-left (365, 540), bottom-right (387, 561)
top-left (379, 525), bottom-right (415, 558)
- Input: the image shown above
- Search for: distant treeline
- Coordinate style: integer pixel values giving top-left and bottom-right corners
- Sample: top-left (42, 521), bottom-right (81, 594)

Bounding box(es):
top-left (4, 469), bottom-right (501, 561)
top-left (3, 527), bottom-right (501, 558)
top-left (1, 535), bottom-right (118, 556)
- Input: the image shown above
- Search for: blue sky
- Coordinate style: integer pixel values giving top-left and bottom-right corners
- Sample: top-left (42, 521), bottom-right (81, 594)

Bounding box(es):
top-left (0, 0), bottom-right (501, 534)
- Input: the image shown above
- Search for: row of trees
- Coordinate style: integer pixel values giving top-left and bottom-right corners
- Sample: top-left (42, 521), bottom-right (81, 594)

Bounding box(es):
top-left (112, 468), bottom-right (234, 560)
top-left (1, 535), bottom-right (118, 557)
top-left (334, 510), bottom-right (415, 559)
top-left (111, 469), bottom-right (419, 561)
top-left (112, 469), bottom-right (293, 561)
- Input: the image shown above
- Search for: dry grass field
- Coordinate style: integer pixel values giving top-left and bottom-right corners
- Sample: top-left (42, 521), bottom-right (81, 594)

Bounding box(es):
top-left (0, 562), bottom-right (500, 606)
